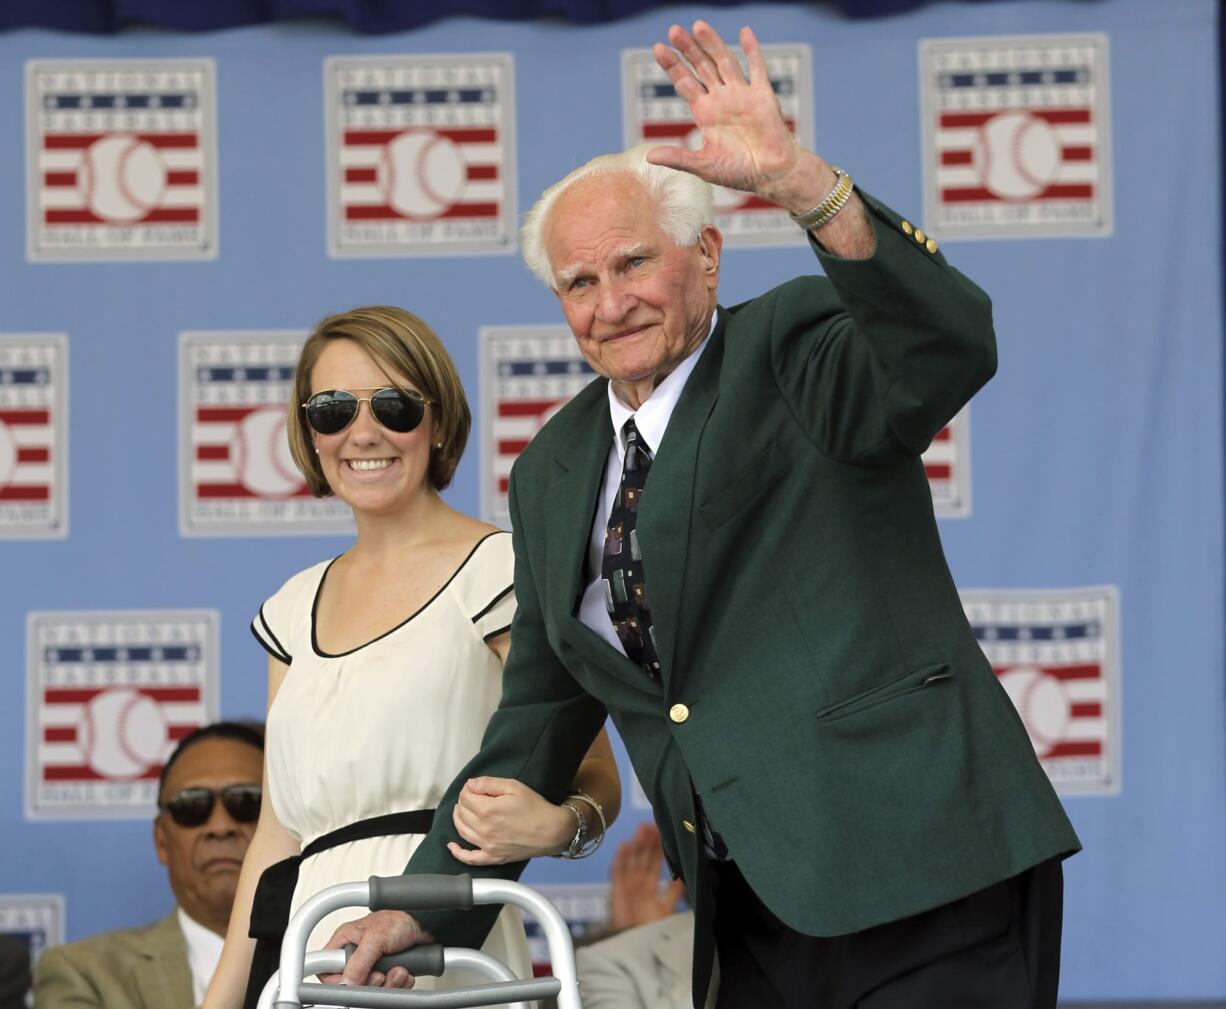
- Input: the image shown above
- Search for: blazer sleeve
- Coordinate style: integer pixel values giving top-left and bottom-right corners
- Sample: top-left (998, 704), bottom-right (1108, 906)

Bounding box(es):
top-left (766, 190), bottom-right (997, 464)
top-left (406, 467), bottom-right (608, 949)
top-left (32, 945), bottom-right (101, 1009)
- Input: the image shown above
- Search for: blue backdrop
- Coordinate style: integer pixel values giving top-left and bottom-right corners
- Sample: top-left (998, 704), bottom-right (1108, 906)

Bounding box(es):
top-left (0, 0), bottom-right (1222, 1000)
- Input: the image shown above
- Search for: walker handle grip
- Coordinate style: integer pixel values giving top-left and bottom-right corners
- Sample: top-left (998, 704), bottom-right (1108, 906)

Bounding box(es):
top-left (342, 942), bottom-right (446, 977)
top-left (368, 874), bottom-right (474, 912)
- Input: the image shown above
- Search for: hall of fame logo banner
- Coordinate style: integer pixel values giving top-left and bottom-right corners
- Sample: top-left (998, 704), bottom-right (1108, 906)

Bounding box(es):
top-left (919, 34), bottom-right (1112, 239)
top-left (925, 408), bottom-right (971, 518)
top-left (0, 334), bottom-right (68, 538)
top-left (962, 586), bottom-right (1120, 794)
top-left (0, 894), bottom-right (64, 965)
top-left (26, 610), bottom-right (219, 819)
top-left (622, 44), bottom-right (813, 246)
top-left (325, 54), bottom-right (516, 257)
top-left (518, 882), bottom-right (608, 975)
top-left (26, 58), bottom-right (218, 261)
top-left (180, 331), bottom-right (353, 537)
top-left (479, 327), bottom-right (598, 527)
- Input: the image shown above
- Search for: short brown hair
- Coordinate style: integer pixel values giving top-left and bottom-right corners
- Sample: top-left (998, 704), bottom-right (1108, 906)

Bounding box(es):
top-left (288, 306), bottom-right (471, 495)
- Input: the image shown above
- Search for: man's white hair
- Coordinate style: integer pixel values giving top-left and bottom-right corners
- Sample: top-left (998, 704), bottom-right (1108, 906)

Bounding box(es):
top-left (520, 144), bottom-right (715, 290)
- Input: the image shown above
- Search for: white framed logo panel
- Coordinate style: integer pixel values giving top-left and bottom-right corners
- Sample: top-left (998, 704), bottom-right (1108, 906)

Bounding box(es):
top-left (962, 585), bottom-right (1121, 795)
top-left (0, 333), bottom-right (68, 538)
top-left (26, 609), bottom-right (220, 819)
top-left (479, 326), bottom-right (598, 528)
top-left (920, 34), bottom-right (1112, 239)
top-left (26, 58), bottom-right (218, 261)
top-left (179, 331), bottom-right (353, 537)
top-left (325, 53), bottom-right (517, 257)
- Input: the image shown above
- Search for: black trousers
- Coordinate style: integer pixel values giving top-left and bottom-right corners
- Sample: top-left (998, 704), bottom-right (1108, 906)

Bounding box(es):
top-left (711, 858), bottom-right (1063, 1009)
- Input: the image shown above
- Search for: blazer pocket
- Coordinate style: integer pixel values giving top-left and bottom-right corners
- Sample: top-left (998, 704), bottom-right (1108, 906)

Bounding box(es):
top-left (815, 662), bottom-right (954, 723)
top-left (698, 440), bottom-right (788, 530)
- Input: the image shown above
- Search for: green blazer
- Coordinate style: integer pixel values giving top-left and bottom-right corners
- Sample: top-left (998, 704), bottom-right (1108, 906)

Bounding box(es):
top-left (32, 911), bottom-right (194, 1009)
top-left (409, 192), bottom-right (1079, 965)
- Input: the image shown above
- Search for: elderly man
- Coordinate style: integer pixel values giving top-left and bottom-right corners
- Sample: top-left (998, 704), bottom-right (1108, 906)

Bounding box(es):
top-left (34, 722), bottom-right (264, 1009)
top-left (335, 21), bottom-right (1079, 1009)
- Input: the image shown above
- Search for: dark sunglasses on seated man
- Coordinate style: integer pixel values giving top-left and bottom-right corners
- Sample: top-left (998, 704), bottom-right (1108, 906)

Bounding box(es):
top-left (302, 387), bottom-right (433, 436)
top-left (159, 784), bottom-right (262, 827)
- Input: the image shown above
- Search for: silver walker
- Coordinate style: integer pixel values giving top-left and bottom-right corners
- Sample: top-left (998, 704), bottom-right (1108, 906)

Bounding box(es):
top-left (257, 873), bottom-right (582, 1009)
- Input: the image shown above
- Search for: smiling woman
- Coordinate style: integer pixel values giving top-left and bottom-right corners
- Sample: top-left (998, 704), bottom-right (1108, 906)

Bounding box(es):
top-left (200, 307), bottom-right (622, 1009)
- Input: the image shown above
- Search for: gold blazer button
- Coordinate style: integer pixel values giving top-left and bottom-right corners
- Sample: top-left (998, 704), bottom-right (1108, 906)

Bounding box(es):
top-left (669, 703), bottom-right (690, 723)
top-left (683, 819), bottom-right (697, 833)
top-left (901, 220), bottom-right (914, 236)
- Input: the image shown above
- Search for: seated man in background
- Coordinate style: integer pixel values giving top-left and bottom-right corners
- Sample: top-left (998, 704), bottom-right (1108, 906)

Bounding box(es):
top-left (0, 934), bottom-right (31, 1009)
top-left (577, 822), bottom-right (693, 1009)
top-left (34, 722), bottom-right (264, 1009)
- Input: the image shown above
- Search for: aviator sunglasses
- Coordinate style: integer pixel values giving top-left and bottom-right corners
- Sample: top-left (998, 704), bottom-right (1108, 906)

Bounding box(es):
top-left (159, 784), bottom-right (262, 827)
top-left (302, 387), bottom-right (433, 436)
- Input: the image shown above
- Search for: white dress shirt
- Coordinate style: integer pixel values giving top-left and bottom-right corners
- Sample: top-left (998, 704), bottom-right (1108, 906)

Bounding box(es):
top-left (577, 316), bottom-right (716, 653)
top-left (177, 907), bottom-right (224, 1007)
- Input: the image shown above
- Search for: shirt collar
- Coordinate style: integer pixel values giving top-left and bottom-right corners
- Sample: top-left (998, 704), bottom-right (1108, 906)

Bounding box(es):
top-left (606, 310), bottom-right (717, 457)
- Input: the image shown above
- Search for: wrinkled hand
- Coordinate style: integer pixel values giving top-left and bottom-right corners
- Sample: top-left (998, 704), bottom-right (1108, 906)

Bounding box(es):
top-left (649, 21), bottom-right (823, 207)
top-left (322, 909), bottom-right (432, 988)
top-left (447, 776), bottom-right (575, 866)
top-left (608, 822), bottom-right (687, 931)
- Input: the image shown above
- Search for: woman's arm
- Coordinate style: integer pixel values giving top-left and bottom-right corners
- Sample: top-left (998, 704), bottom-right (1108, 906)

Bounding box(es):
top-left (201, 657), bottom-right (301, 1009)
top-left (447, 633), bottom-right (622, 866)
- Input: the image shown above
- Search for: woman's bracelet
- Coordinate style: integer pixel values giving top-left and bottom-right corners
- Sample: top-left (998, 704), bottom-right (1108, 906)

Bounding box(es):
top-left (551, 800), bottom-right (588, 860)
top-left (565, 791), bottom-right (607, 858)
top-left (550, 791), bottom-right (607, 859)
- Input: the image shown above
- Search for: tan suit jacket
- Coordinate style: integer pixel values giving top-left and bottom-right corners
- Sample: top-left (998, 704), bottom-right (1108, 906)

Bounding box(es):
top-left (576, 912), bottom-right (695, 1009)
top-left (33, 911), bottom-right (194, 1009)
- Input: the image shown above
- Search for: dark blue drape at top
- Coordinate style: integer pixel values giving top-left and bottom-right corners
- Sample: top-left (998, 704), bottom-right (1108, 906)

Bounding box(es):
top-left (0, 0), bottom-right (1052, 35)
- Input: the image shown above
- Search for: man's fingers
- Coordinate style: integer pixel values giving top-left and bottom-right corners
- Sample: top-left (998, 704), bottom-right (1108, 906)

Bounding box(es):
top-left (692, 20), bottom-right (746, 86)
top-left (667, 23), bottom-right (722, 88)
top-left (653, 43), bottom-right (707, 103)
top-left (740, 25), bottom-right (769, 85)
top-left (385, 966), bottom-right (414, 989)
top-left (341, 936), bottom-right (385, 986)
top-left (645, 145), bottom-right (705, 178)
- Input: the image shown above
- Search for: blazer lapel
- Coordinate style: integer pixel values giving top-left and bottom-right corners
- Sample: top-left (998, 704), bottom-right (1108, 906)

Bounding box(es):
top-left (125, 910), bottom-right (194, 1009)
top-left (546, 387), bottom-right (612, 626)
top-left (637, 314), bottom-right (725, 686)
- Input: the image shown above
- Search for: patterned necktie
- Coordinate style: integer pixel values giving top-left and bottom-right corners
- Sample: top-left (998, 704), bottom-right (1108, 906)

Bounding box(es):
top-left (602, 418), bottom-right (662, 678)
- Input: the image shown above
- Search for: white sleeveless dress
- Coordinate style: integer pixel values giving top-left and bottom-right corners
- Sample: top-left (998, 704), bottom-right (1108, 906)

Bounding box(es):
top-left (250, 531), bottom-right (531, 987)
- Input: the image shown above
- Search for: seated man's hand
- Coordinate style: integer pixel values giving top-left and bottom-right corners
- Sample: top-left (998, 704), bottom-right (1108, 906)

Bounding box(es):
top-left (323, 910), bottom-right (434, 988)
top-left (609, 822), bottom-right (687, 931)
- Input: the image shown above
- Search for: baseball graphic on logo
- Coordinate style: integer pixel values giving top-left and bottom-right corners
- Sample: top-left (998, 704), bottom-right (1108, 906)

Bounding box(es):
top-left (379, 130), bottom-right (466, 219)
top-left (79, 134), bottom-right (168, 223)
top-left (76, 687), bottom-right (167, 779)
top-left (231, 406), bottom-right (302, 498)
top-left (0, 421), bottom-right (16, 489)
top-left (998, 666), bottom-right (1071, 758)
top-left (683, 126), bottom-right (747, 210)
top-left (972, 111), bottom-right (1061, 201)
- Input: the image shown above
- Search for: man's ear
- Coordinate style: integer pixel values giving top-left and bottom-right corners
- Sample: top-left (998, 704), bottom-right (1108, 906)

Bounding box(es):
top-left (153, 816), bottom-right (170, 867)
top-left (698, 225), bottom-right (723, 284)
